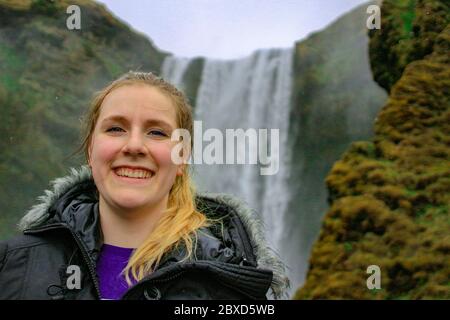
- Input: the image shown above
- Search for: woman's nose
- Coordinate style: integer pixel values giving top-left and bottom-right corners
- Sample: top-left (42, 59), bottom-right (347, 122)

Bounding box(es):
top-left (123, 131), bottom-right (147, 155)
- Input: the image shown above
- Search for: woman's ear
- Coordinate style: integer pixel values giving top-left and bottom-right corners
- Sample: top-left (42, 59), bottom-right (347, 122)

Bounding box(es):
top-left (176, 164), bottom-right (184, 177)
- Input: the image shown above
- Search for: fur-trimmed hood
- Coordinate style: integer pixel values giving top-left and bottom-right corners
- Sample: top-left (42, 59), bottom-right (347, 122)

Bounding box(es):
top-left (19, 165), bottom-right (290, 299)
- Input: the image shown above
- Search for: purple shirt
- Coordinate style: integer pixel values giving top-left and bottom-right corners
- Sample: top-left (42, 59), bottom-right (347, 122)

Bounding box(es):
top-left (96, 244), bottom-right (136, 300)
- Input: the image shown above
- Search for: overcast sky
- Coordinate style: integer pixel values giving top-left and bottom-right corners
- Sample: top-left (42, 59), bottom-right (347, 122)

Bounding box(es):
top-left (98, 0), bottom-right (369, 59)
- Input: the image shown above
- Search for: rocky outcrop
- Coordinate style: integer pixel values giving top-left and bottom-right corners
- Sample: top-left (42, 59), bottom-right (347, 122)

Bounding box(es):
top-left (295, 0), bottom-right (449, 299)
top-left (369, 0), bottom-right (450, 92)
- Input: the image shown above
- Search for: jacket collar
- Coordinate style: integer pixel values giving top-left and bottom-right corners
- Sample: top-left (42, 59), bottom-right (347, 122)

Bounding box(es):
top-left (18, 165), bottom-right (289, 299)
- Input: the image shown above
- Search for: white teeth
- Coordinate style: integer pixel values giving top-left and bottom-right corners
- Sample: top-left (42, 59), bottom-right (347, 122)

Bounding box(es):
top-left (115, 168), bottom-right (152, 179)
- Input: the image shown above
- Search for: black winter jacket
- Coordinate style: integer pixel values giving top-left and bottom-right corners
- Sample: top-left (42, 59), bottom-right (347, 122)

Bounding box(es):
top-left (0, 166), bottom-right (289, 300)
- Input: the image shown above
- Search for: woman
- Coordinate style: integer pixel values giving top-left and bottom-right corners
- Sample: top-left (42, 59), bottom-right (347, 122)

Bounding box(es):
top-left (0, 71), bottom-right (289, 300)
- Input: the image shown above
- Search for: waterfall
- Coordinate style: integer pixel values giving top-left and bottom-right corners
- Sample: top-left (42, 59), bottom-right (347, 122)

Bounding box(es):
top-left (195, 49), bottom-right (294, 249)
top-left (161, 48), bottom-right (295, 290)
top-left (161, 56), bottom-right (191, 92)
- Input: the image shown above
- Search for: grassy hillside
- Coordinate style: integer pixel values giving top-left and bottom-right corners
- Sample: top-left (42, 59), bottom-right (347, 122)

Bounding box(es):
top-left (295, 0), bottom-right (449, 299)
top-left (0, 0), bottom-right (167, 239)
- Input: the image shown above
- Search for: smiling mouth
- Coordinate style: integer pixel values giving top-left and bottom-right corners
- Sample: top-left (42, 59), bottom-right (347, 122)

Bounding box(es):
top-left (113, 167), bottom-right (154, 179)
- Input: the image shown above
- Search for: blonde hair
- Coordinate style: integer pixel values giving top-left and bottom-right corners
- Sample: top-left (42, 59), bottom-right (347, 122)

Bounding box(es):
top-left (76, 71), bottom-right (208, 284)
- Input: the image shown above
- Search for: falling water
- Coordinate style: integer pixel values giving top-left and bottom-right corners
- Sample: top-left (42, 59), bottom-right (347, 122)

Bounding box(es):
top-left (161, 56), bottom-right (191, 92)
top-left (162, 48), bottom-right (294, 280)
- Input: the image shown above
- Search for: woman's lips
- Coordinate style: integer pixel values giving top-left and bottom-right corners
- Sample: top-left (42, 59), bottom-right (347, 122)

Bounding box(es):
top-left (113, 166), bottom-right (154, 177)
top-left (113, 169), bottom-right (153, 184)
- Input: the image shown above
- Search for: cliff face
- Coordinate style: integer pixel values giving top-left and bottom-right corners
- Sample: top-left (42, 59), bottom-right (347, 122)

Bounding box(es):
top-left (283, 1), bottom-right (387, 292)
top-left (296, 0), bottom-right (450, 299)
top-left (0, 0), bottom-right (166, 238)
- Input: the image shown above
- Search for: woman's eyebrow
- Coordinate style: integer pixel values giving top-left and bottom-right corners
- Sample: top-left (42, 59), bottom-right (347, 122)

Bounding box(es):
top-left (101, 115), bottom-right (174, 130)
top-left (143, 119), bottom-right (174, 130)
top-left (101, 115), bottom-right (128, 124)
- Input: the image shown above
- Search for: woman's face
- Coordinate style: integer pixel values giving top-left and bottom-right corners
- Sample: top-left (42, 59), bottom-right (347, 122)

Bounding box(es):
top-left (88, 84), bottom-right (183, 213)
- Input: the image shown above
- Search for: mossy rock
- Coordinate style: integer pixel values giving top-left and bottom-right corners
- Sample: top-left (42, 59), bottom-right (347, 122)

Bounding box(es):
top-left (369, 0), bottom-right (450, 92)
top-left (296, 2), bottom-right (450, 299)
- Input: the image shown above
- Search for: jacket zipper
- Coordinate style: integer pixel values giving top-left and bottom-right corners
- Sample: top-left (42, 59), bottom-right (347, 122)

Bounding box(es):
top-left (24, 223), bottom-right (102, 300)
top-left (232, 217), bottom-right (257, 267)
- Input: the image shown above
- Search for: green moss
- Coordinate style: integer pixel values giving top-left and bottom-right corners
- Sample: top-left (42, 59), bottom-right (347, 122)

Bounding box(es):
top-left (344, 242), bottom-right (353, 253)
top-left (369, 0), bottom-right (450, 92)
top-left (297, 2), bottom-right (450, 299)
top-left (0, 45), bottom-right (25, 90)
top-left (98, 54), bottom-right (122, 77)
top-left (400, 0), bottom-right (417, 38)
top-left (404, 188), bottom-right (418, 197)
top-left (30, 0), bottom-right (58, 16)
top-left (349, 141), bottom-right (377, 158)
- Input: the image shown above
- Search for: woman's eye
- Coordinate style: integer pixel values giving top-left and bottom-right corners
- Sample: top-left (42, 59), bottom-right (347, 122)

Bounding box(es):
top-left (106, 127), bottom-right (124, 132)
top-left (149, 130), bottom-right (168, 137)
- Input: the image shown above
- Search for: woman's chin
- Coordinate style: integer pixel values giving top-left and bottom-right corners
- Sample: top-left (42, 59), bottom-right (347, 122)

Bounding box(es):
top-left (112, 194), bottom-right (156, 211)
